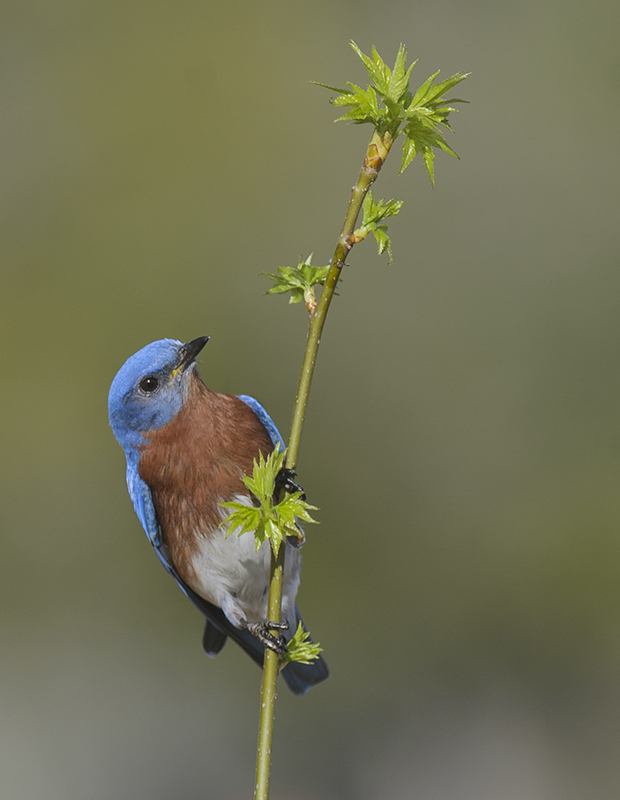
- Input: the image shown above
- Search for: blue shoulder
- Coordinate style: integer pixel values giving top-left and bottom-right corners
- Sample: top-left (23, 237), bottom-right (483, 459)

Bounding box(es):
top-left (238, 395), bottom-right (285, 449)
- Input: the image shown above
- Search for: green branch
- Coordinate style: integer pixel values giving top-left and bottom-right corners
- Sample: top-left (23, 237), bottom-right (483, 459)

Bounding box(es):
top-left (220, 448), bottom-right (317, 800)
top-left (285, 125), bottom-right (392, 470)
top-left (254, 546), bottom-right (284, 800)
top-left (250, 41), bottom-right (469, 800)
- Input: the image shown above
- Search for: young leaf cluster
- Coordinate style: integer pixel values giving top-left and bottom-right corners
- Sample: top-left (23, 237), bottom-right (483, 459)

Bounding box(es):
top-left (280, 621), bottom-right (323, 666)
top-left (315, 42), bottom-right (469, 185)
top-left (352, 190), bottom-right (403, 263)
top-left (219, 448), bottom-right (318, 557)
top-left (263, 255), bottom-right (330, 314)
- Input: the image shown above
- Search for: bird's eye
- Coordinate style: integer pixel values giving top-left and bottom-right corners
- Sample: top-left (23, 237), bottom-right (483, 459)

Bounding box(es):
top-left (139, 376), bottom-right (159, 394)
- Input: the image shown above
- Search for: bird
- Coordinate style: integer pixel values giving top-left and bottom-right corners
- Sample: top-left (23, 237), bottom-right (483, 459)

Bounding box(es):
top-left (108, 336), bottom-right (328, 695)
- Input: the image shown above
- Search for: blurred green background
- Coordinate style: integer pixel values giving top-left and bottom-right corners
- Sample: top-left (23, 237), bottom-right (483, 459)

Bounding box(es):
top-left (2, 0), bottom-right (620, 797)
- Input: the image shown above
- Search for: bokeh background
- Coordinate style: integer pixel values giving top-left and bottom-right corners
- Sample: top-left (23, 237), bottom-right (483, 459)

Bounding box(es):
top-left (2, 0), bottom-right (620, 797)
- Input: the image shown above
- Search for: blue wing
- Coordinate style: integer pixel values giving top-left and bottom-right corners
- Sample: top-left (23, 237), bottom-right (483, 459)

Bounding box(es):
top-left (125, 457), bottom-right (173, 573)
top-left (238, 395), bottom-right (285, 450)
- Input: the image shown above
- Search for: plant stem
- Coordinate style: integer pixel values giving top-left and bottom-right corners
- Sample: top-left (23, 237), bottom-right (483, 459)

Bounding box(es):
top-left (254, 546), bottom-right (285, 800)
top-left (286, 128), bottom-right (393, 469)
top-left (253, 127), bottom-right (393, 800)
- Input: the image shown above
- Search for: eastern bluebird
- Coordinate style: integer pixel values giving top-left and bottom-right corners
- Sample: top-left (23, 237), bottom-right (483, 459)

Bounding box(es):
top-left (108, 337), bottom-right (328, 695)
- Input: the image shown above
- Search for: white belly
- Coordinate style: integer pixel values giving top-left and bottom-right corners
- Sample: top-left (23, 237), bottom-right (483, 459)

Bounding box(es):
top-left (186, 504), bottom-right (301, 631)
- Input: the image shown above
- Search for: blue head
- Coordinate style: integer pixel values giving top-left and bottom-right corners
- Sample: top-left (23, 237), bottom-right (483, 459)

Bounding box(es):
top-left (108, 337), bottom-right (209, 453)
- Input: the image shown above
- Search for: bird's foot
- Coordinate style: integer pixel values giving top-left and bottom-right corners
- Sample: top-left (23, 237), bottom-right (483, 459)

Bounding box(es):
top-left (275, 467), bottom-right (306, 501)
top-left (248, 620), bottom-right (290, 655)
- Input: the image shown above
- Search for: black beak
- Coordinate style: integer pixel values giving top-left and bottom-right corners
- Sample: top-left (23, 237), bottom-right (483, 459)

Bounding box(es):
top-left (178, 336), bottom-right (210, 371)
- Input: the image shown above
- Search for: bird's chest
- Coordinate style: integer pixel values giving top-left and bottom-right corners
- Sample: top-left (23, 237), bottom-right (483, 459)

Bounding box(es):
top-left (139, 438), bottom-right (248, 578)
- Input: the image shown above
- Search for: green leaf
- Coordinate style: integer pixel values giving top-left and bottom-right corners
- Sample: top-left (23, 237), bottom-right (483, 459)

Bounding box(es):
top-left (373, 225), bottom-right (393, 263)
top-left (399, 136), bottom-right (417, 174)
top-left (421, 72), bottom-right (470, 105)
top-left (361, 191), bottom-right (403, 226)
top-left (219, 503), bottom-right (261, 539)
top-left (350, 41), bottom-right (391, 96)
top-left (280, 621), bottom-right (323, 666)
top-left (309, 81), bottom-right (348, 94)
top-left (353, 190), bottom-right (402, 263)
top-left (332, 82), bottom-right (382, 125)
top-left (408, 70), bottom-right (440, 109)
top-left (399, 116), bottom-right (460, 185)
top-left (263, 255), bottom-right (330, 307)
top-left (315, 43), bottom-right (414, 131)
top-left (219, 446), bottom-right (319, 557)
top-left (263, 519), bottom-right (283, 555)
top-left (401, 70), bottom-right (469, 184)
top-left (277, 494), bottom-right (319, 532)
top-left (388, 44), bottom-right (417, 103)
top-left (314, 44), bottom-right (469, 183)
top-left (422, 147), bottom-right (436, 187)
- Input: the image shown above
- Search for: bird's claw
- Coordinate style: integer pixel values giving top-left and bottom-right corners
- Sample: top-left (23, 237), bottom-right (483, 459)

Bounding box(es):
top-left (275, 467), bottom-right (306, 501)
top-left (248, 620), bottom-right (290, 655)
